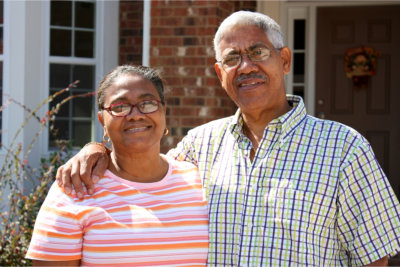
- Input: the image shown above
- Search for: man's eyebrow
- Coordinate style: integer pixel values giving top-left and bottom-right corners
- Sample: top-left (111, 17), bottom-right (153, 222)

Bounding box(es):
top-left (223, 43), bottom-right (268, 56)
top-left (224, 49), bottom-right (240, 56)
top-left (247, 43), bottom-right (268, 51)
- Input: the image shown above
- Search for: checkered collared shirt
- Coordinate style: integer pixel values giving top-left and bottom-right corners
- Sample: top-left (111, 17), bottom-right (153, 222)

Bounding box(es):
top-left (168, 95), bottom-right (400, 266)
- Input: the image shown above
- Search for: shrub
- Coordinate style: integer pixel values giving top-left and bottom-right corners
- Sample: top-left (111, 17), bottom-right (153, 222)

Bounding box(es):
top-left (0, 81), bottom-right (93, 266)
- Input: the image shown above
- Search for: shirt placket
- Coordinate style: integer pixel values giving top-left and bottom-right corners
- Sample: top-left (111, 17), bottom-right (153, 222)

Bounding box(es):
top-left (238, 125), bottom-right (281, 266)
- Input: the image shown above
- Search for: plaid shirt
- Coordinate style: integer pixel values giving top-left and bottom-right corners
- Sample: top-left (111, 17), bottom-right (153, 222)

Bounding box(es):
top-left (168, 95), bottom-right (400, 266)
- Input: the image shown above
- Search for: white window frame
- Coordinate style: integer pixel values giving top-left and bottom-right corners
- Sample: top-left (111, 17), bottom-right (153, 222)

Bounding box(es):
top-left (0, 0), bottom-right (118, 160)
top-left (42, 0), bottom-right (119, 153)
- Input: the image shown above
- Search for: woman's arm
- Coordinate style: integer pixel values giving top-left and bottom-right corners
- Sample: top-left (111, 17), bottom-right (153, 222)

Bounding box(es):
top-left (33, 259), bottom-right (80, 266)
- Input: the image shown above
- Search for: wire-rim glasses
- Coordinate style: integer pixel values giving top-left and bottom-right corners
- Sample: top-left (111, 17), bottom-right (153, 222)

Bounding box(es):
top-left (103, 99), bottom-right (162, 117)
top-left (217, 46), bottom-right (281, 70)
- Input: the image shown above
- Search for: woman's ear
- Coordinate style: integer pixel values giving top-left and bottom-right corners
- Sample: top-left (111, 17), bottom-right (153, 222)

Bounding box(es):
top-left (97, 111), bottom-right (104, 126)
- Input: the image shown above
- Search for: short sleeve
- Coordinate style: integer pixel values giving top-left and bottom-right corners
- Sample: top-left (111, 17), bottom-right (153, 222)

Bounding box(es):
top-left (167, 130), bottom-right (198, 165)
top-left (26, 182), bottom-right (83, 261)
top-left (337, 142), bottom-right (400, 266)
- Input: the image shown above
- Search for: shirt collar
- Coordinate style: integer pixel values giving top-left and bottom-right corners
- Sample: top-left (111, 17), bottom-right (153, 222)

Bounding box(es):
top-left (228, 95), bottom-right (307, 142)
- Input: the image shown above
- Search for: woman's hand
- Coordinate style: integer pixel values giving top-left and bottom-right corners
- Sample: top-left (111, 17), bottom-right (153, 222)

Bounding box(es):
top-left (56, 143), bottom-right (110, 198)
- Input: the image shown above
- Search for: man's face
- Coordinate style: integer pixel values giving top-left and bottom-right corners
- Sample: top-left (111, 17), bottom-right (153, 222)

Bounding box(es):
top-left (215, 25), bottom-right (291, 115)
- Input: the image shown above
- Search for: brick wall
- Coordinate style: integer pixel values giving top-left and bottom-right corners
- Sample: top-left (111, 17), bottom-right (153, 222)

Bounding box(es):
top-left (119, 0), bottom-right (257, 152)
top-left (119, 1), bottom-right (143, 65)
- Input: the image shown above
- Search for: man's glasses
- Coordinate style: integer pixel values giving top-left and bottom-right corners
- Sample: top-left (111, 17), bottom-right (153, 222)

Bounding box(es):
top-left (103, 100), bottom-right (162, 117)
top-left (217, 47), bottom-right (281, 69)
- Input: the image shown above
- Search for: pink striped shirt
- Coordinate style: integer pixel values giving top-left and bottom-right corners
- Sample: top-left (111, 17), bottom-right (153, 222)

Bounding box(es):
top-left (26, 156), bottom-right (209, 266)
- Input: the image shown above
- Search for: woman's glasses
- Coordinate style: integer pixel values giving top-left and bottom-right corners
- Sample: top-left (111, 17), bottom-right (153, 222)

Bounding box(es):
top-left (103, 99), bottom-right (162, 117)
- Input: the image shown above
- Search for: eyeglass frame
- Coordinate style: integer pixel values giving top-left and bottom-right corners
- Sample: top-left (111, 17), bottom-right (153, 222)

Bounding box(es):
top-left (102, 99), bottom-right (163, 117)
top-left (217, 46), bottom-right (282, 70)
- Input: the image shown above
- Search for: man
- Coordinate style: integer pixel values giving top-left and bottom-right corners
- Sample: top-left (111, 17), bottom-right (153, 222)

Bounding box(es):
top-left (57, 11), bottom-right (400, 266)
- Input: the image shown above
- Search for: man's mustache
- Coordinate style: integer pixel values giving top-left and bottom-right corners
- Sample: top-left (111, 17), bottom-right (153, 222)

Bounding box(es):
top-left (235, 74), bottom-right (268, 83)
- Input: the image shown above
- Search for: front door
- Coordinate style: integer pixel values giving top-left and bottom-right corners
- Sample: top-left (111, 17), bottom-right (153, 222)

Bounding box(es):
top-left (316, 5), bottom-right (400, 198)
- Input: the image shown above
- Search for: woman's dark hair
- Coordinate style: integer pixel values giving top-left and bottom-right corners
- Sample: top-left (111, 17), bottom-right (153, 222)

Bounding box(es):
top-left (97, 65), bottom-right (165, 110)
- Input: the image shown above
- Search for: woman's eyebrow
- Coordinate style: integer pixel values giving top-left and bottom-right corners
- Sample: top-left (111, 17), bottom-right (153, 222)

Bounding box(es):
top-left (110, 93), bottom-right (158, 104)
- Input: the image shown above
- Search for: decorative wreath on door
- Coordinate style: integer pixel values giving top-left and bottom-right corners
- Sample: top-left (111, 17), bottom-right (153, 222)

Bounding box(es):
top-left (344, 46), bottom-right (380, 89)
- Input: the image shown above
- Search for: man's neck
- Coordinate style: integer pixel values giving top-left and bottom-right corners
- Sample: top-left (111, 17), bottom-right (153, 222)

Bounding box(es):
top-left (242, 101), bottom-right (291, 141)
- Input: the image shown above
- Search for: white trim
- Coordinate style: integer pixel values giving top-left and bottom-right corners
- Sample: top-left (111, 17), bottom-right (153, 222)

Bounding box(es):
top-left (94, 0), bottom-right (119, 142)
top-left (307, 6), bottom-right (316, 117)
top-left (48, 56), bottom-right (97, 65)
top-left (1, 1), bottom-right (26, 155)
top-left (142, 0), bottom-right (151, 67)
top-left (41, 0), bottom-right (119, 153)
top-left (1, 0), bottom-right (12, 154)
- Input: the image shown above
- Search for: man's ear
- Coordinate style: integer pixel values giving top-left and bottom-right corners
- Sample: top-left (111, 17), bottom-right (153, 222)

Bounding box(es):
top-left (280, 47), bottom-right (292, 74)
top-left (214, 62), bottom-right (223, 83)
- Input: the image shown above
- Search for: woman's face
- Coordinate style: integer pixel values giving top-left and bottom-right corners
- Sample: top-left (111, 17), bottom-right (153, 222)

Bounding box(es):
top-left (99, 74), bottom-right (166, 153)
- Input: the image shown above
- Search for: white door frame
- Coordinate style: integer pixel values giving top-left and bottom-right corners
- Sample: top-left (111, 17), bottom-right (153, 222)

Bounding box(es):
top-left (278, 1), bottom-right (397, 116)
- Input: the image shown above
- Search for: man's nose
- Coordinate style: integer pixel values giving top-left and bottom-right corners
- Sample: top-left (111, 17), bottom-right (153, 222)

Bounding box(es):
top-left (238, 54), bottom-right (258, 73)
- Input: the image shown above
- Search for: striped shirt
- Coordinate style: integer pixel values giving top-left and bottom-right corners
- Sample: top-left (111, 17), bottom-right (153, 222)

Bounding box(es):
top-left (26, 155), bottom-right (209, 266)
top-left (168, 95), bottom-right (400, 266)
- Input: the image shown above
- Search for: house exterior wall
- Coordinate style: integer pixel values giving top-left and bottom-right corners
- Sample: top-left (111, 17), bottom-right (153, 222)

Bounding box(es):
top-left (120, 0), bottom-right (257, 153)
top-left (119, 1), bottom-right (144, 65)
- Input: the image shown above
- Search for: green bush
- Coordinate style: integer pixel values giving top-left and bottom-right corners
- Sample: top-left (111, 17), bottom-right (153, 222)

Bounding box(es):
top-left (0, 81), bottom-right (92, 266)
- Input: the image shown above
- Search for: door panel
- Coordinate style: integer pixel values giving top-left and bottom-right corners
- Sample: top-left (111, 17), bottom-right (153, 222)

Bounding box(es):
top-left (316, 5), bottom-right (400, 199)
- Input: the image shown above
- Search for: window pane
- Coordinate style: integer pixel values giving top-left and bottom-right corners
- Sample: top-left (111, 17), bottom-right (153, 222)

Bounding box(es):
top-left (51, 0), bottom-right (72, 27)
top-left (293, 86), bottom-right (304, 99)
top-left (293, 53), bottom-right (305, 83)
top-left (72, 120), bottom-right (91, 147)
top-left (72, 92), bottom-right (93, 117)
top-left (50, 29), bottom-right (72, 56)
top-left (49, 119), bottom-right (69, 147)
top-left (75, 31), bottom-right (94, 58)
top-left (50, 64), bottom-right (71, 88)
top-left (294, 19), bottom-right (305, 50)
top-left (49, 89), bottom-right (70, 117)
top-left (73, 65), bottom-right (94, 88)
top-left (75, 1), bottom-right (95, 28)
top-left (49, 64), bottom-right (95, 149)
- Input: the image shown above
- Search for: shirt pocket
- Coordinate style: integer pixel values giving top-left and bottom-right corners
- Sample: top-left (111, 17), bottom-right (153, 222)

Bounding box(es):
top-left (259, 188), bottom-right (337, 237)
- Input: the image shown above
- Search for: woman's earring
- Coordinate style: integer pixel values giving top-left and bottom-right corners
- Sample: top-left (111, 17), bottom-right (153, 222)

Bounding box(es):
top-left (163, 128), bottom-right (169, 136)
top-left (102, 135), bottom-right (111, 144)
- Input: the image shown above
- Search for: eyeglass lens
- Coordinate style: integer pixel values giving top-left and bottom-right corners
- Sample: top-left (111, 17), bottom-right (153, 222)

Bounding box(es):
top-left (109, 100), bottom-right (159, 116)
top-left (222, 47), bottom-right (272, 68)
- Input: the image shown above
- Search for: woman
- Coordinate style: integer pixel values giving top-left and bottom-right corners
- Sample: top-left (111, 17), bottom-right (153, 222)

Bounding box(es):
top-left (26, 65), bottom-right (209, 266)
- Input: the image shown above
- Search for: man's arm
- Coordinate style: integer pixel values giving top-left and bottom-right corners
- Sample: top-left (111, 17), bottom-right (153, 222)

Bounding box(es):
top-left (56, 142), bottom-right (110, 198)
top-left (363, 256), bottom-right (388, 267)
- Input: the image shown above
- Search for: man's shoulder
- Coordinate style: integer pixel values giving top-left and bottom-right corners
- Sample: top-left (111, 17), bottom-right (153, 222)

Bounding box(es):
top-left (164, 154), bottom-right (198, 170)
top-left (189, 115), bottom-right (234, 135)
top-left (302, 114), bottom-right (369, 148)
top-left (304, 114), bottom-right (361, 135)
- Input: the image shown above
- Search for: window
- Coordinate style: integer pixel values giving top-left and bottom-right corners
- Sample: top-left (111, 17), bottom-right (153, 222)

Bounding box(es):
top-left (292, 19), bottom-right (306, 99)
top-left (286, 7), bottom-right (313, 114)
top-left (48, 0), bottom-right (96, 148)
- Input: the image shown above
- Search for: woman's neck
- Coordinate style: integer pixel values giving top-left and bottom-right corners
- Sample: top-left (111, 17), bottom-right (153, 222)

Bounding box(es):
top-left (109, 150), bottom-right (168, 183)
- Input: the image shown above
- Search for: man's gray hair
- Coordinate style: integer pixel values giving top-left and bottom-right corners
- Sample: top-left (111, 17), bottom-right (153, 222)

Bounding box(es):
top-left (213, 10), bottom-right (285, 61)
